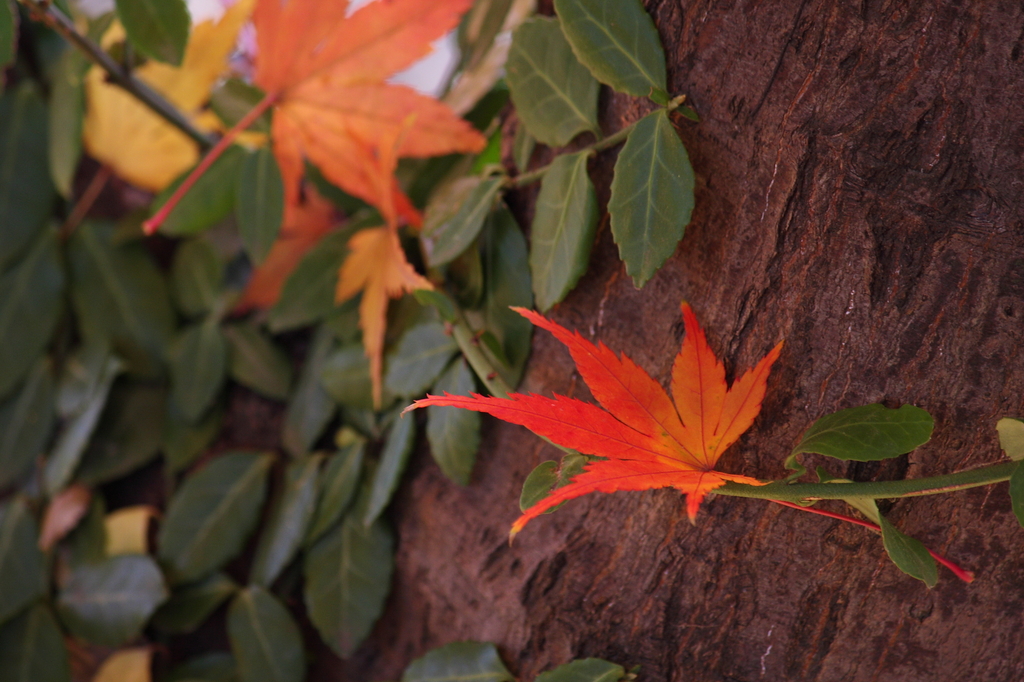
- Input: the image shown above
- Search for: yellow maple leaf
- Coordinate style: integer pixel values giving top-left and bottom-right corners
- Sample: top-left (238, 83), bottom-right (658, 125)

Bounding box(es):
top-left (92, 649), bottom-right (152, 682)
top-left (83, 0), bottom-right (254, 191)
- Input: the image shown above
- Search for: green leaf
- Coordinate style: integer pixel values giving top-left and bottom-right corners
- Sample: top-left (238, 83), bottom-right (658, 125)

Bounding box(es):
top-left (169, 319), bottom-right (228, 423)
top-left (0, 498), bottom-right (46, 626)
top-left (413, 289), bottom-right (457, 323)
top-left (114, 0), bottom-right (189, 65)
top-left (363, 411), bottom-right (416, 526)
top-left (520, 461), bottom-right (559, 512)
top-left (513, 125), bottom-right (536, 171)
top-left (997, 417), bottom-right (1024, 461)
top-left (427, 360), bottom-right (480, 485)
top-left (48, 48), bottom-right (89, 197)
top-left (1009, 461), bottom-right (1024, 529)
top-left (878, 516), bottom-right (937, 587)
top-left (228, 586), bottom-right (306, 682)
top-left (530, 151), bottom-right (598, 311)
top-left (0, 228), bottom-right (65, 400)
top-left (268, 231), bottom-right (350, 333)
top-left (151, 572), bottom-right (238, 634)
top-left (464, 207), bottom-right (533, 389)
top-left (0, 84), bottom-right (55, 272)
top-left (320, 345), bottom-right (376, 410)
top-left (44, 349), bottom-right (123, 496)
top-left (236, 148), bottom-right (284, 265)
top-left (0, 357), bottom-right (56, 489)
top-left (607, 109), bottom-right (694, 287)
top-left (65, 496), bottom-right (106, 568)
top-left (0, 0), bottom-right (15, 72)
top-left (224, 322), bottom-right (293, 401)
top-left (506, 17), bottom-right (600, 147)
top-left (158, 452), bottom-right (273, 583)
top-left (536, 658), bottom-right (625, 682)
top-left (401, 642), bottom-right (513, 682)
top-left (75, 382), bottom-right (166, 485)
top-left (553, 0), bottom-right (667, 98)
top-left (56, 341), bottom-right (110, 419)
top-left (283, 325), bottom-right (337, 457)
top-left (791, 404), bottom-right (934, 462)
top-left (0, 604), bottom-right (70, 682)
top-left (678, 105), bottom-right (700, 122)
top-left (56, 554), bottom-right (168, 646)
top-left (457, 0), bottom-right (513, 72)
top-left (472, 127), bottom-right (503, 174)
top-left (519, 454), bottom-right (587, 514)
top-left (69, 221), bottom-right (176, 377)
top-left (463, 83), bottom-right (511, 132)
top-left (423, 176), bottom-right (504, 267)
top-left (153, 146), bottom-right (246, 237)
top-left (171, 239), bottom-right (223, 318)
top-left (210, 79), bottom-right (270, 133)
top-left (163, 400), bottom-right (223, 473)
top-left (306, 440), bottom-right (365, 546)
top-left (167, 652), bottom-right (236, 682)
top-left (304, 515), bottom-right (393, 658)
top-left (250, 455), bottom-right (323, 587)
top-left (385, 323), bottom-right (459, 397)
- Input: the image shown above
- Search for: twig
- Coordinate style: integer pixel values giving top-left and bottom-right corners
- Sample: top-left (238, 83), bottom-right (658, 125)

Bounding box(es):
top-left (59, 165), bottom-right (112, 240)
top-left (19, 0), bottom-right (215, 149)
top-left (505, 124), bottom-right (635, 189)
top-left (450, 311), bottom-right (513, 398)
top-left (716, 460), bottom-right (1018, 502)
top-left (505, 95), bottom-right (688, 188)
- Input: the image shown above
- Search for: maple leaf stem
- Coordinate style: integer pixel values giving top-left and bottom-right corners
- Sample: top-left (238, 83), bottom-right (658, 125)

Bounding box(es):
top-left (20, 0), bottom-right (216, 150)
top-left (143, 92), bottom-right (279, 235)
top-left (716, 460), bottom-right (1018, 502)
top-left (771, 499), bottom-right (975, 583)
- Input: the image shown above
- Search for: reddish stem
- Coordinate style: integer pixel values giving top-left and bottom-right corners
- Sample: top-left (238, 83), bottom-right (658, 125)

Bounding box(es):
top-left (143, 92), bottom-right (278, 235)
top-left (771, 499), bottom-right (975, 583)
top-left (59, 165), bottom-right (112, 240)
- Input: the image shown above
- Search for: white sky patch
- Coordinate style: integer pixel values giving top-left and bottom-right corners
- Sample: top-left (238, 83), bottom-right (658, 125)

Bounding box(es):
top-left (348, 0), bottom-right (459, 97)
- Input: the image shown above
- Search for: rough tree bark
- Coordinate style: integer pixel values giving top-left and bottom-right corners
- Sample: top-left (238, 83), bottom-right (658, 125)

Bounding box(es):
top-left (327, 2), bottom-right (1024, 680)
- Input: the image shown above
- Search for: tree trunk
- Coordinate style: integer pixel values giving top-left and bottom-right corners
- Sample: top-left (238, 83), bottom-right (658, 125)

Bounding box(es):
top-left (331, 2), bottom-right (1024, 679)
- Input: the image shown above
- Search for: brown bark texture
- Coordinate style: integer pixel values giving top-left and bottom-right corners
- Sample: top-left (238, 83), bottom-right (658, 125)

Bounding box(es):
top-left (332, 2), bottom-right (1024, 680)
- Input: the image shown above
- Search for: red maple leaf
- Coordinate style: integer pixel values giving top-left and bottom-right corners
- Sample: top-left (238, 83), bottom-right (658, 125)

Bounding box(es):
top-left (408, 303), bottom-right (783, 537)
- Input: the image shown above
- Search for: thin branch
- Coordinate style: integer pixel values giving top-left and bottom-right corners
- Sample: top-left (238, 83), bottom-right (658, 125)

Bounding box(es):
top-left (505, 95), bottom-right (688, 189)
top-left (59, 165), bottom-right (112, 240)
top-left (450, 311), bottom-right (513, 399)
top-left (505, 124), bottom-right (635, 189)
top-left (19, 0), bottom-right (215, 149)
top-left (716, 460), bottom-right (1018, 502)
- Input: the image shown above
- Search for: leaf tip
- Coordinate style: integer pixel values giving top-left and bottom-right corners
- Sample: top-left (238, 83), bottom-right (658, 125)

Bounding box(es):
top-left (509, 517), bottom-right (527, 544)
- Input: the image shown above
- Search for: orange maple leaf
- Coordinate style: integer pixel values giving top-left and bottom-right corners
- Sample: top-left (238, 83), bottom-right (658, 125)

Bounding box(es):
top-left (247, 0), bottom-right (486, 407)
top-left (252, 0), bottom-right (486, 224)
top-left (336, 226), bottom-right (432, 407)
top-left (408, 303), bottom-right (783, 537)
